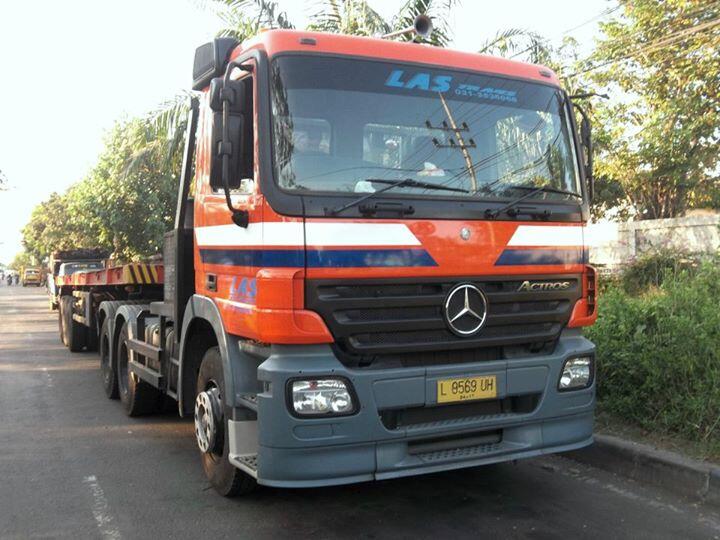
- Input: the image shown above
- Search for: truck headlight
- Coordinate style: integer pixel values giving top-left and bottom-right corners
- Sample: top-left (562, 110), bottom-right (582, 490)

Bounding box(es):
top-left (558, 356), bottom-right (593, 391)
top-left (290, 378), bottom-right (356, 416)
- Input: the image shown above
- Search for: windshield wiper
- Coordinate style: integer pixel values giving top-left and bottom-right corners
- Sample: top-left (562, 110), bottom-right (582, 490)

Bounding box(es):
top-left (328, 178), bottom-right (468, 216)
top-left (485, 184), bottom-right (582, 219)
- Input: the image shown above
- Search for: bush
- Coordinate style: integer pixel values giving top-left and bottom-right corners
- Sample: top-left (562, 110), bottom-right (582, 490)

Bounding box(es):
top-left (620, 250), bottom-right (699, 295)
top-left (587, 260), bottom-right (720, 442)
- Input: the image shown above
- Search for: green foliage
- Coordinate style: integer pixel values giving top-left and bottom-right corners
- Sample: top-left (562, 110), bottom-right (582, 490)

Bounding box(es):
top-left (589, 0), bottom-right (720, 219)
top-left (307, 0), bottom-right (389, 37)
top-left (209, 0), bottom-right (293, 40)
top-left (587, 260), bottom-right (720, 442)
top-left (307, 0), bottom-right (458, 46)
top-left (620, 250), bottom-right (700, 295)
top-left (22, 116), bottom-right (181, 262)
top-left (9, 251), bottom-right (34, 271)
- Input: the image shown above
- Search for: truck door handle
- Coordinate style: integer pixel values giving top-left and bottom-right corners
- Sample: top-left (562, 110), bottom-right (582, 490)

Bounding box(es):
top-left (205, 273), bottom-right (217, 292)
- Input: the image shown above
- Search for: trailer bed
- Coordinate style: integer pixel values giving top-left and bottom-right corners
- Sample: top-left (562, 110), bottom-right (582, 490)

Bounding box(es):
top-left (57, 262), bottom-right (164, 287)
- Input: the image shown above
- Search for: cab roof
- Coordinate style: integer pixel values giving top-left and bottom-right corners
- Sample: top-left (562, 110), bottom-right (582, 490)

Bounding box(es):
top-left (235, 29), bottom-right (561, 87)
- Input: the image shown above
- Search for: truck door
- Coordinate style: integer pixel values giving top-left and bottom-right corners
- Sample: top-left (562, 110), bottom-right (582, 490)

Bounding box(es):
top-left (194, 68), bottom-right (262, 309)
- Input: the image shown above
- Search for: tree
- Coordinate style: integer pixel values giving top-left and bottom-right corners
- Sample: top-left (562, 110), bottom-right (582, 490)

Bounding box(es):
top-left (209, 0), bottom-right (294, 41)
top-left (589, 0), bottom-right (720, 219)
top-left (22, 115), bottom-right (182, 262)
top-left (307, 0), bottom-right (459, 47)
top-left (9, 251), bottom-right (34, 271)
top-left (0, 168), bottom-right (7, 191)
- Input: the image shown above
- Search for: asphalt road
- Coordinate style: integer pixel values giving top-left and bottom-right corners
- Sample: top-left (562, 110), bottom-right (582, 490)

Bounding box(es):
top-left (1, 285), bottom-right (719, 540)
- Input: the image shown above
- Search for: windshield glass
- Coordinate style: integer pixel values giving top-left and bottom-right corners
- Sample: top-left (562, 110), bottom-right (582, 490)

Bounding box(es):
top-left (59, 262), bottom-right (103, 276)
top-left (270, 56), bottom-right (582, 203)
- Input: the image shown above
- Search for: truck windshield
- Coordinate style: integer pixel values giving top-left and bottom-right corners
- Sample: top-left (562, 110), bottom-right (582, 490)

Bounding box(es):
top-left (270, 56), bottom-right (582, 203)
top-left (59, 262), bottom-right (103, 276)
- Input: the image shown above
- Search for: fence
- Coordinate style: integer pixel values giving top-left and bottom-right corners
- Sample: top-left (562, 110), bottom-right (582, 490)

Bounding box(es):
top-left (587, 214), bottom-right (720, 269)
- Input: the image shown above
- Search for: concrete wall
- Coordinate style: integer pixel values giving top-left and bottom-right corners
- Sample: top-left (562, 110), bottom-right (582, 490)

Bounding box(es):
top-left (587, 214), bottom-right (720, 268)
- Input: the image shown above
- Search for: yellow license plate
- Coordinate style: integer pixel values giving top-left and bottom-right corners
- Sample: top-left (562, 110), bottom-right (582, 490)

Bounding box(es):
top-left (437, 375), bottom-right (497, 404)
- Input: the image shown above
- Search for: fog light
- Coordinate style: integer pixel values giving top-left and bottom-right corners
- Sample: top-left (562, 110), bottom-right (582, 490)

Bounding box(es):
top-left (291, 379), bottom-right (356, 416)
top-left (558, 356), bottom-right (593, 391)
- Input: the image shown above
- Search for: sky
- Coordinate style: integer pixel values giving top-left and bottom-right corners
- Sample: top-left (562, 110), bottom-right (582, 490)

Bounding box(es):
top-left (0, 0), bottom-right (612, 265)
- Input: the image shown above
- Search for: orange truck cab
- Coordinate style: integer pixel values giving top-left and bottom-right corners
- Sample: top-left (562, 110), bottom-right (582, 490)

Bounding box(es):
top-left (75, 22), bottom-right (599, 497)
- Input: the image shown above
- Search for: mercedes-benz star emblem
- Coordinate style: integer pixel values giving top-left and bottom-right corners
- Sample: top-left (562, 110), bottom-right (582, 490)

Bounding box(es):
top-left (443, 283), bottom-right (488, 337)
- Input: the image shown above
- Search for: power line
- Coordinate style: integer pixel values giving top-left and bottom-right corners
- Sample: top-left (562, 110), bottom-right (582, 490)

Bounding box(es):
top-left (570, 16), bottom-right (720, 76)
top-left (507, 5), bottom-right (622, 60)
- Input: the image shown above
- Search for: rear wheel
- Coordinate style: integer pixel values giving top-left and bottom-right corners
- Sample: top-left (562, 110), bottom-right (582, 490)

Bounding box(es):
top-left (116, 321), bottom-right (161, 416)
top-left (61, 296), bottom-right (86, 352)
top-left (100, 318), bottom-right (118, 399)
top-left (195, 346), bottom-right (256, 497)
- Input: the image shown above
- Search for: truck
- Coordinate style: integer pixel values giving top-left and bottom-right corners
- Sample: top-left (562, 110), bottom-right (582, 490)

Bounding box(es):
top-left (47, 249), bottom-right (108, 310)
top-left (56, 18), bottom-right (598, 497)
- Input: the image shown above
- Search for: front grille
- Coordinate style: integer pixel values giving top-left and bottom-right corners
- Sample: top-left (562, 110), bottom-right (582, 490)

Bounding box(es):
top-left (306, 275), bottom-right (581, 365)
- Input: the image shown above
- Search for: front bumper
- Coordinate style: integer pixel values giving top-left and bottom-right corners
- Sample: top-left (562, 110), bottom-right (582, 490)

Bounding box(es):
top-left (236, 330), bottom-right (595, 488)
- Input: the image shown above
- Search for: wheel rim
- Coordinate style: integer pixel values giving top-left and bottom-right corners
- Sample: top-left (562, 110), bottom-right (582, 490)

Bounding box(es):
top-left (194, 384), bottom-right (222, 454)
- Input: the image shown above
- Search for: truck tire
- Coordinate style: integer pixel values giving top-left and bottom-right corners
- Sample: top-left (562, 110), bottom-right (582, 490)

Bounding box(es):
top-left (86, 324), bottom-right (98, 353)
top-left (58, 301), bottom-right (66, 345)
top-left (116, 321), bottom-right (161, 416)
top-left (99, 318), bottom-right (118, 399)
top-left (196, 346), bottom-right (256, 497)
top-left (61, 296), bottom-right (86, 352)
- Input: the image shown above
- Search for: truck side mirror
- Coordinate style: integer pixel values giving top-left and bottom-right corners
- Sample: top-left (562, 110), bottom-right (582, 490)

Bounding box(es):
top-left (209, 77), bottom-right (246, 192)
top-left (573, 102), bottom-right (594, 202)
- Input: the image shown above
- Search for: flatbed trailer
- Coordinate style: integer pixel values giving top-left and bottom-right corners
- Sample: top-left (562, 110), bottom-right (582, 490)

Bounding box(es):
top-left (56, 262), bottom-right (164, 352)
top-left (57, 262), bottom-right (163, 288)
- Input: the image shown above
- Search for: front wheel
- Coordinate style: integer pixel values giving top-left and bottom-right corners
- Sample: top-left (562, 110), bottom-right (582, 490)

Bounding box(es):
top-left (61, 296), bottom-right (86, 352)
top-left (58, 300), bottom-right (66, 345)
top-left (196, 346), bottom-right (256, 497)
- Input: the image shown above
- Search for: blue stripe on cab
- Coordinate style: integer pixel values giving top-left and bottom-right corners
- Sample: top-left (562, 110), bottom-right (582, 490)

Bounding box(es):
top-left (495, 248), bottom-right (587, 266)
top-left (307, 248), bottom-right (437, 268)
top-left (200, 248), bottom-right (437, 268)
top-left (200, 249), bottom-right (304, 267)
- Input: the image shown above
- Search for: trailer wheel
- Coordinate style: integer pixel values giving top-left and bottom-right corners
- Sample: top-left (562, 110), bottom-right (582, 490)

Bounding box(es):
top-left (196, 346), bottom-right (256, 497)
top-left (86, 324), bottom-right (98, 352)
top-left (116, 321), bottom-right (161, 416)
top-left (100, 318), bottom-right (118, 399)
top-left (58, 301), bottom-right (66, 345)
top-left (61, 296), bottom-right (86, 352)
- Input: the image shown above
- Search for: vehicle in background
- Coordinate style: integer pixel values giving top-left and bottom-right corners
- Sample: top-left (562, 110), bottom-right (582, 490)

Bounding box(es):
top-left (21, 267), bottom-right (42, 287)
top-left (55, 18), bottom-right (598, 497)
top-left (47, 249), bottom-right (108, 310)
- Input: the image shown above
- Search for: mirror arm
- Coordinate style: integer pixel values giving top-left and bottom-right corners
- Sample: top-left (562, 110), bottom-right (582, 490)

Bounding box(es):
top-left (220, 60), bottom-right (254, 228)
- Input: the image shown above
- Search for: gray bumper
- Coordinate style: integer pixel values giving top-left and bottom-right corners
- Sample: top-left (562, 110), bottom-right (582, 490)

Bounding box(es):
top-left (243, 330), bottom-right (595, 488)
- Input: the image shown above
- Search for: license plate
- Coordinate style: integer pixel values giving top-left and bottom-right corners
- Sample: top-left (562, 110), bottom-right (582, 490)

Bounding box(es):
top-left (437, 375), bottom-right (497, 404)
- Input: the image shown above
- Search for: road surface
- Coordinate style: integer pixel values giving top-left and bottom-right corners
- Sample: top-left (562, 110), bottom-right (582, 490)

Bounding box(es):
top-left (1, 285), bottom-right (718, 539)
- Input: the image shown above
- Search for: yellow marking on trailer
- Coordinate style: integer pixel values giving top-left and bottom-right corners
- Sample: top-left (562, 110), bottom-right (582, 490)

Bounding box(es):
top-left (150, 265), bottom-right (159, 283)
top-left (140, 264), bottom-right (152, 283)
top-left (123, 266), bottom-right (136, 284)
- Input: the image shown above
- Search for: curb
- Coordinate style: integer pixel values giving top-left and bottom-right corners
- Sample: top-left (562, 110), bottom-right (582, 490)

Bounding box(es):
top-left (564, 433), bottom-right (720, 507)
